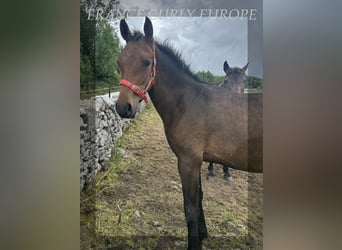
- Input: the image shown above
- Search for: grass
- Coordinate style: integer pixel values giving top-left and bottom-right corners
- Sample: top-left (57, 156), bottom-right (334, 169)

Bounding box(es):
top-left (80, 104), bottom-right (263, 249)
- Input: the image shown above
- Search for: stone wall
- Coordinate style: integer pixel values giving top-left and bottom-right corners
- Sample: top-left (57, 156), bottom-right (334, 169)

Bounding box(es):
top-left (80, 93), bottom-right (145, 190)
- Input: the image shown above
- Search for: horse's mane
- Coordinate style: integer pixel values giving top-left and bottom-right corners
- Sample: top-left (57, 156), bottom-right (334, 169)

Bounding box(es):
top-left (129, 31), bottom-right (206, 84)
top-left (156, 41), bottom-right (205, 83)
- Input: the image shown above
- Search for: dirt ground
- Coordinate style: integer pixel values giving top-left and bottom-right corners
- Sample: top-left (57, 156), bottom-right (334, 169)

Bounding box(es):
top-left (81, 104), bottom-right (263, 250)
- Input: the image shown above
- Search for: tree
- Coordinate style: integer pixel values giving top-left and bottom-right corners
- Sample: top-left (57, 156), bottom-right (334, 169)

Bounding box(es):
top-left (246, 75), bottom-right (263, 90)
top-left (95, 20), bottom-right (121, 87)
top-left (80, 4), bottom-right (96, 91)
top-left (196, 70), bottom-right (224, 85)
top-left (80, 0), bottom-right (121, 92)
top-left (196, 70), bottom-right (214, 83)
top-left (80, 42), bottom-right (94, 90)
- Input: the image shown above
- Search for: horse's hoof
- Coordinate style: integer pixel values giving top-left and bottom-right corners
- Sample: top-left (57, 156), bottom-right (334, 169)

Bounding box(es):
top-left (207, 175), bottom-right (214, 182)
top-left (224, 176), bottom-right (233, 183)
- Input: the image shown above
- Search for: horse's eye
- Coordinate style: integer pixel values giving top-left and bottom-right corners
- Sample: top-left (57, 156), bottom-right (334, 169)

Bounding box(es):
top-left (143, 59), bottom-right (151, 66)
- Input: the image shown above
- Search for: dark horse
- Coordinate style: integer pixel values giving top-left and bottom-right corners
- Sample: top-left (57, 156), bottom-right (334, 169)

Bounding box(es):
top-left (116, 17), bottom-right (263, 250)
top-left (207, 61), bottom-right (249, 182)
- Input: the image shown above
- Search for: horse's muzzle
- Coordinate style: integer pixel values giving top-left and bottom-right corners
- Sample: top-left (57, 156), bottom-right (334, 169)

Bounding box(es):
top-left (115, 102), bottom-right (136, 119)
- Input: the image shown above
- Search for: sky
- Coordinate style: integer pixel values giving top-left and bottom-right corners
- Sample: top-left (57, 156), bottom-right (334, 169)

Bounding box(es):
top-left (108, 0), bottom-right (262, 77)
top-left (113, 17), bottom-right (248, 76)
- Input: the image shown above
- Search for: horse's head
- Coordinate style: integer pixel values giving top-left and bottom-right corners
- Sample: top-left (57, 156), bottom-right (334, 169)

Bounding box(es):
top-left (116, 17), bottom-right (155, 118)
top-left (223, 61), bottom-right (249, 93)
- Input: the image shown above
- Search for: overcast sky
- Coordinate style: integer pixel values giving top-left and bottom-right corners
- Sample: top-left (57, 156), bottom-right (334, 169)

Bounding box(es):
top-left (113, 17), bottom-right (247, 76)
top-left (108, 0), bottom-right (262, 76)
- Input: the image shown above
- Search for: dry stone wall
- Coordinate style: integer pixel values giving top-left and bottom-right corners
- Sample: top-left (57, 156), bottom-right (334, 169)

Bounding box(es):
top-left (80, 93), bottom-right (145, 190)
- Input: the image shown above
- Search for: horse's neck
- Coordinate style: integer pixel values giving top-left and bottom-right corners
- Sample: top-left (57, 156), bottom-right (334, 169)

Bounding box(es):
top-left (148, 48), bottom-right (195, 127)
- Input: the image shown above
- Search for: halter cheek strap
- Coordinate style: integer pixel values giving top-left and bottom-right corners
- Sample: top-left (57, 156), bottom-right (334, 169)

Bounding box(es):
top-left (119, 44), bottom-right (157, 104)
top-left (120, 79), bottom-right (149, 103)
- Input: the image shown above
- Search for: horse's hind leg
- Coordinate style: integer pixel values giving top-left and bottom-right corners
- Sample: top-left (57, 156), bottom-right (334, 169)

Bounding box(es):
top-left (178, 157), bottom-right (203, 250)
top-left (223, 165), bottom-right (233, 183)
top-left (207, 162), bottom-right (214, 181)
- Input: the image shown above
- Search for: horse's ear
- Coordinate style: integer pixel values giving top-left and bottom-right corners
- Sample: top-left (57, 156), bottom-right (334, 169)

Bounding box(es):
top-left (120, 19), bottom-right (131, 41)
top-left (242, 62), bottom-right (249, 72)
top-left (144, 16), bottom-right (153, 41)
top-left (223, 61), bottom-right (230, 74)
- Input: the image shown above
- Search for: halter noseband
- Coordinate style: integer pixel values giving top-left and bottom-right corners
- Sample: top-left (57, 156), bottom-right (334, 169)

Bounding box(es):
top-left (119, 43), bottom-right (156, 103)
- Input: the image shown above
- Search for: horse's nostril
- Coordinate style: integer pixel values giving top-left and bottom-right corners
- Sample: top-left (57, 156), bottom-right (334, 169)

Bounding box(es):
top-left (124, 103), bottom-right (133, 118)
top-left (127, 103), bottom-right (132, 113)
top-left (116, 102), bottom-right (133, 118)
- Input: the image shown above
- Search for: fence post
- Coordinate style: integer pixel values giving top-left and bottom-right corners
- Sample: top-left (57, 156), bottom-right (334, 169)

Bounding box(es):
top-left (108, 85), bottom-right (111, 98)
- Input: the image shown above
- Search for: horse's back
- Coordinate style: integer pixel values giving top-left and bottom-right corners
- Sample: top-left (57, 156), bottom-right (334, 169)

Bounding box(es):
top-left (202, 90), bottom-right (263, 172)
top-left (164, 85), bottom-right (262, 173)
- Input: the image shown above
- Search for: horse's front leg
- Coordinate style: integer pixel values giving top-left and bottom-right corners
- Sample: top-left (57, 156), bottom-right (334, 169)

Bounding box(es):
top-left (198, 173), bottom-right (208, 241)
top-left (178, 157), bottom-right (204, 250)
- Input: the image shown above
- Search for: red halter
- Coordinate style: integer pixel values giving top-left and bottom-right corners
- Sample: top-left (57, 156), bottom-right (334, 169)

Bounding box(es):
top-left (119, 44), bottom-right (156, 103)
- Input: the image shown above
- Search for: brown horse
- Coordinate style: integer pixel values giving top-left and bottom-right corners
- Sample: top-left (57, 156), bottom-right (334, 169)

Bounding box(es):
top-left (207, 61), bottom-right (249, 182)
top-left (116, 17), bottom-right (263, 250)
top-left (222, 61), bottom-right (249, 92)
